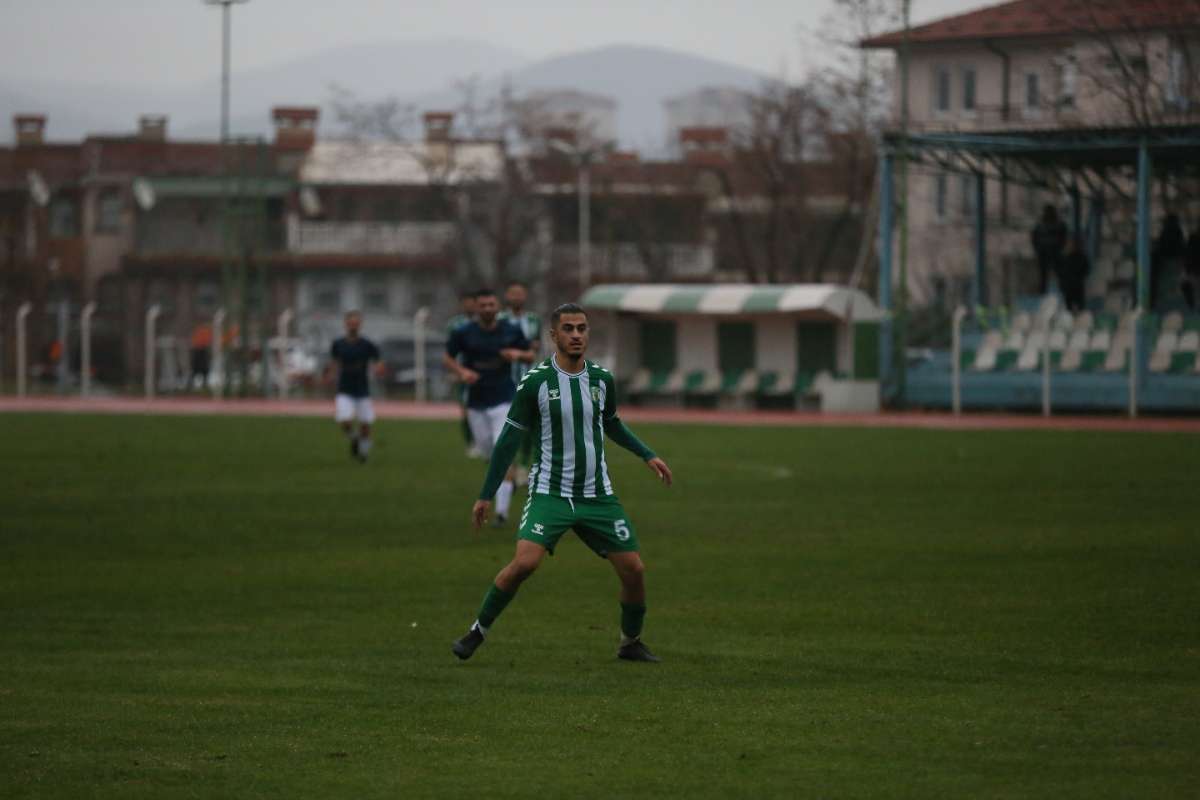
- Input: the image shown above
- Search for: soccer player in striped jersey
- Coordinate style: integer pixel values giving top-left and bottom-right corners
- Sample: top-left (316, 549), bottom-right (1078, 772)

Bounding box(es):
top-left (452, 303), bottom-right (673, 663)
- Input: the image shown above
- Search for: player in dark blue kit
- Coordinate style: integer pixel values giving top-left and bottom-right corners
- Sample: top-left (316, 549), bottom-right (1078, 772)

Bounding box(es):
top-left (326, 310), bottom-right (383, 462)
top-left (443, 289), bottom-right (535, 525)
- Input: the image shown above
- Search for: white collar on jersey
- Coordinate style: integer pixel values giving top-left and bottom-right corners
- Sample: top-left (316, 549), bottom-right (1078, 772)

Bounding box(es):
top-left (551, 353), bottom-right (587, 377)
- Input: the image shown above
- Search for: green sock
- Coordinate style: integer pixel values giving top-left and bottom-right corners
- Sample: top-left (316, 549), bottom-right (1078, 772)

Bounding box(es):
top-left (461, 416), bottom-right (473, 445)
top-left (476, 583), bottom-right (515, 630)
top-left (620, 602), bottom-right (646, 640)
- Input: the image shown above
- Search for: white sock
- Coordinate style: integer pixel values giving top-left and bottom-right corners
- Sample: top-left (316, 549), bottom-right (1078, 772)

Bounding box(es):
top-left (621, 634), bottom-right (639, 647)
top-left (495, 480), bottom-right (514, 517)
top-left (358, 437), bottom-right (372, 456)
top-left (472, 620), bottom-right (489, 638)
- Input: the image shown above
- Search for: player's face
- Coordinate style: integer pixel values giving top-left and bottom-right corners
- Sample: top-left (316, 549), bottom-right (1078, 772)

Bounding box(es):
top-left (344, 314), bottom-right (361, 337)
top-left (505, 285), bottom-right (526, 311)
top-left (551, 313), bottom-right (589, 357)
top-left (475, 294), bottom-right (499, 324)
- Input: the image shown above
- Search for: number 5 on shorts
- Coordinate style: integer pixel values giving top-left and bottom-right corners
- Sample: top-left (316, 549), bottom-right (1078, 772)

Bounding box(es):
top-left (614, 519), bottom-right (631, 541)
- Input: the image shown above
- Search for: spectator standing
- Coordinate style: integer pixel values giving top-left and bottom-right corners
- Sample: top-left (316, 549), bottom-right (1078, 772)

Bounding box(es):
top-left (1059, 237), bottom-right (1090, 312)
top-left (1183, 227), bottom-right (1200, 311)
top-left (1150, 214), bottom-right (1185, 310)
top-left (1031, 205), bottom-right (1067, 295)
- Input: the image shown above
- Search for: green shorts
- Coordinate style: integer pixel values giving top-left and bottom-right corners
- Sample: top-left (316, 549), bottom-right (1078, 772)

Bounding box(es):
top-left (517, 493), bottom-right (639, 558)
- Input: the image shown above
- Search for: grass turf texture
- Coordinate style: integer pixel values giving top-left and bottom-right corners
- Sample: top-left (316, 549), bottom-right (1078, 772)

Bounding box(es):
top-left (1, 414), bottom-right (1198, 799)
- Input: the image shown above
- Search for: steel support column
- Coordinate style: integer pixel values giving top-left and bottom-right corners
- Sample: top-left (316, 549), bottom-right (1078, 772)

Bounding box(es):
top-left (878, 151), bottom-right (895, 397)
top-left (973, 170), bottom-right (987, 308)
top-left (1136, 139), bottom-right (1152, 310)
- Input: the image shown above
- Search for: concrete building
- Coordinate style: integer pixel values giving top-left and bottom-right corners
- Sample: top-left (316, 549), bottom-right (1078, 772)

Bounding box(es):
top-left (862, 0), bottom-right (1200, 308)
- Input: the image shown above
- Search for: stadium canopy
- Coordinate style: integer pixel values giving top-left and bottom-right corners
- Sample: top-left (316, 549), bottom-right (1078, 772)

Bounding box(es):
top-left (581, 283), bottom-right (884, 322)
top-left (876, 124), bottom-right (1200, 395)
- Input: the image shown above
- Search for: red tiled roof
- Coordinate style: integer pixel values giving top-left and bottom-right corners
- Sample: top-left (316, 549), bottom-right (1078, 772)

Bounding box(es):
top-left (861, 0), bottom-right (1200, 49)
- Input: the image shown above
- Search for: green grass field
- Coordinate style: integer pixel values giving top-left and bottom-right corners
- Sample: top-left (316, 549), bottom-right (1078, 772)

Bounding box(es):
top-left (1, 413), bottom-right (1198, 798)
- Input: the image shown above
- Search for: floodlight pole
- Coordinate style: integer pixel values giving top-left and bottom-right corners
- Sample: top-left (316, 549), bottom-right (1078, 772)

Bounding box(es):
top-left (145, 304), bottom-right (162, 400)
top-left (951, 306), bottom-right (966, 415)
top-left (205, 0), bottom-right (249, 398)
top-left (16, 302), bottom-right (32, 397)
top-left (276, 307), bottom-right (293, 398)
top-left (211, 307), bottom-right (226, 398)
top-left (81, 302), bottom-right (96, 397)
top-left (414, 306), bottom-right (430, 402)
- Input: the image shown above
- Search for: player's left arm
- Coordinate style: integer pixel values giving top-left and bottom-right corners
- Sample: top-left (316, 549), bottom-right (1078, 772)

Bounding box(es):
top-left (602, 374), bottom-right (672, 487)
top-left (499, 325), bottom-right (537, 364)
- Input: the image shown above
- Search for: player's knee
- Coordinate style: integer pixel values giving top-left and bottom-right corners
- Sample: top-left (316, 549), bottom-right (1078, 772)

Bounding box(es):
top-left (510, 556), bottom-right (540, 581)
top-left (618, 557), bottom-right (645, 583)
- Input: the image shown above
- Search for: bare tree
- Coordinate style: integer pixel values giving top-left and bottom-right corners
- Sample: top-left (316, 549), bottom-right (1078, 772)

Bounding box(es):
top-left (327, 79), bottom-right (551, 289)
top-left (1040, 0), bottom-right (1200, 128)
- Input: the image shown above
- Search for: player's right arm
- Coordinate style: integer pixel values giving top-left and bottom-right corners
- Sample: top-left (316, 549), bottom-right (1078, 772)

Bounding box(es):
top-left (324, 341), bottom-right (339, 384)
top-left (443, 328), bottom-right (479, 385)
top-left (472, 380), bottom-right (537, 528)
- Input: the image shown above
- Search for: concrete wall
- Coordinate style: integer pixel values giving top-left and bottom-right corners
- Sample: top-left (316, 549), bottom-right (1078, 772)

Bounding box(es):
top-left (676, 317), bottom-right (717, 373)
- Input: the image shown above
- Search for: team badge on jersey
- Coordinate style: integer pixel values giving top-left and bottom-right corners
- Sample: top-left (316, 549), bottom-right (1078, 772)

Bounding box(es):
top-left (591, 386), bottom-right (602, 402)
top-left (548, 388), bottom-right (561, 400)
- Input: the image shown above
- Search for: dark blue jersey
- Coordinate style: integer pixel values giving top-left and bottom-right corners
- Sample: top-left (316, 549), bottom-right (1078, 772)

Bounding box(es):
top-left (446, 320), bottom-right (530, 409)
top-left (330, 336), bottom-right (380, 398)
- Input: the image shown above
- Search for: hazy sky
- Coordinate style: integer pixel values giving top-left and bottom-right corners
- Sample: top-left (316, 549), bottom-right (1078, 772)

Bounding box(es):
top-left (1, 0), bottom-right (980, 87)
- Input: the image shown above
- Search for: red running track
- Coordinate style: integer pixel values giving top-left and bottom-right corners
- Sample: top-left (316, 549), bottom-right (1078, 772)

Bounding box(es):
top-left (2, 395), bottom-right (1199, 433)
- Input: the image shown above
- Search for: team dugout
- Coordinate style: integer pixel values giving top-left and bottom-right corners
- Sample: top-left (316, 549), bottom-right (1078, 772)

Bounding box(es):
top-left (580, 283), bottom-right (883, 412)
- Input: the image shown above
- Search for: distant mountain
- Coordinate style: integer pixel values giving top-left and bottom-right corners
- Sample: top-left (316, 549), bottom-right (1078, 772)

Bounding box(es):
top-left (0, 41), bottom-right (767, 152)
top-left (1, 38), bottom-right (529, 143)
top-left (406, 44), bottom-right (769, 152)
top-left (507, 45), bottom-right (768, 151)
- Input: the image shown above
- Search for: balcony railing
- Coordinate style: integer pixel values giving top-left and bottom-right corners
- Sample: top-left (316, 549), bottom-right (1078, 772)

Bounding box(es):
top-left (289, 220), bottom-right (456, 255)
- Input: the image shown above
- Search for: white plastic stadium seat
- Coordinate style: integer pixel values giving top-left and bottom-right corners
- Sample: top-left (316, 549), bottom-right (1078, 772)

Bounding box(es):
top-left (1179, 331), bottom-right (1200, 352)
top-left (733, 371), bottom-right (757, 396)
top-left (1016, 331), bottom-right (1046, 371)
top-left (1090, 329), bottom-right (1112, 352)
top-left (971, 332), bottom-right (1003, 371)
top-left (1059, 347), bottom-right (1083, 371)
top-left (1161, 311), bottom-right (1184, 333)
top-left (1053, 311), bottom-right (1074, 330)
top-left (1072, 310), bottom-right (1094, 332)
top-left (1066, 329), bottom-right (1090, 351)
top-left (1149, 348), bottom-right (1172, 373)
top-left (1047, 329), bottom-right (1068, 351)
top-left (1103, 331), bottom-right (1132, 372)
top-left (1012, 312), bottom-right (1033, 333)
top-left (1118, 310), bottom-right (1139, 332)
top-left (627, 369), bottom-right (652, 394)
top-left (1002, 329), bottom-right (1026, 351)
top-left (1155, 330), bottom-right (1180, 354)
top-left (1036, 295), bottom-right (1059, 325)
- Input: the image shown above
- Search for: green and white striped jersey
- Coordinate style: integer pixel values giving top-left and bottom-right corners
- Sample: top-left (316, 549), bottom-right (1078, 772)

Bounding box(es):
top-left (505, 356), bottom-right (623, 499)
top-left (498, 310), bottom-right (541, 382)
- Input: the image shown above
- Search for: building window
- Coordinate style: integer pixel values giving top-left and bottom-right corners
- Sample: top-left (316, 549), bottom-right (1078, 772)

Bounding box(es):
top-left (934, 66), bottom-right (952, 113)
top-left (362, 278), bottom-right (390, 312)
top-left (313, 280), bottom-right (341, 312)
top-left (962, 67), bottom-right (977, 112)
top-left (1057, 56), bottom-right (1078, 109)
top-left (1024, 72), bottom-right (1041, 113)
top-left (1167, 39), bottom-right (1194, 110)
top-left (49, 198), bottom-right (78, 238)
top-left (95, 189), bottom-right (123, 234)
top-left (934, 173), bottom-right (947, 220)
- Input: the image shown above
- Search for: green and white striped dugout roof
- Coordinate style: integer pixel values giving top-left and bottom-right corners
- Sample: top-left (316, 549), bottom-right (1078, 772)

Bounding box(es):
top-left (580, 283), bottom-right (883, 322)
